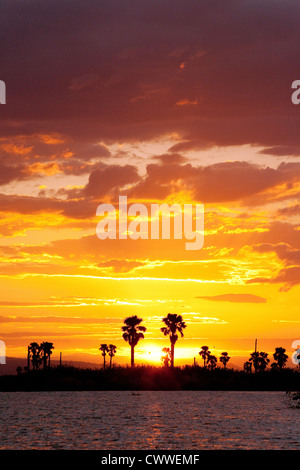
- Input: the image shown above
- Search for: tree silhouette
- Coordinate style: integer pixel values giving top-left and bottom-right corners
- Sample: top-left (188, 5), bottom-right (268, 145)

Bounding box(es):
top-left (160, 313), bottom-right (186, 368)
top-left (220, 351), bottom-right (231, 369)
top-left (243, 361), bottom-right (252, 373)
top-left (249, 351), bottom-right (260, 373)
top-left (199, 346), bottom-right (211, 368)
top-left (258, 351), bottom-right (270, 371)
top-left (249, 351), bottom-right (270, 372)
top-left (99, 343), bottom-right (109, 370)
top-left (272, 347), bottom-right (288, 370)
top-left (108, 344), bottom-right (117, 369)
top-left (161, 347), bottom-right (171, 367)
top-left (122, 316), bottom-right (146, 367)
top-left (40, 342), bottom-right (54, 369)
top-left (207, 354), bottom-right (218, 370)
top-left (28, 342), bottom-right (42, 370)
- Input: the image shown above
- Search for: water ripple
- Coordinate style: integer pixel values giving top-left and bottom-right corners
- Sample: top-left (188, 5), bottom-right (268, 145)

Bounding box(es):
top-left (0, 391), bottom-right (299, 449)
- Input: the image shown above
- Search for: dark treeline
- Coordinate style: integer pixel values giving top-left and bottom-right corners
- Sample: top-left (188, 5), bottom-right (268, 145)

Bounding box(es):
top-left (0, 364), bottom-right (300, 392)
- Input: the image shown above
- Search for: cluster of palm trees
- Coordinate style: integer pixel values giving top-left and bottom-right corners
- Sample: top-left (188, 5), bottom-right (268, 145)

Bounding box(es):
top-left (198, 346), bottom-right (231, 370)
top-left (26, 316), bottom-right (292, 374)
top-left (27, 342), bottom-right (54, 370)
top-left (243, 347), bottom-right (289, 373)
top-left (99, 344), bottom-right (117, 369)
top-left (118, 314), bottom-right (231, 370)
top-left (117, 313), bottom-right (186, 368)
top-left (100, 313), bottom-right (228, 370)
top-left (98, 313), bottom-right (186, 368)
top-left (99, 314), bottom-right (292, 372)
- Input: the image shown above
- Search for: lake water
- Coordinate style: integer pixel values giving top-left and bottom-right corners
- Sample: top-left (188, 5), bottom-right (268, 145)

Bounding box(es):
top-left (0, 391), bottom-right (299, 450)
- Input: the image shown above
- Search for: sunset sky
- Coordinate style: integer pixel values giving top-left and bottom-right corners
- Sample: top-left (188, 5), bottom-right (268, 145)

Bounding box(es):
top-left (0, 0), bottom-right (300, 368)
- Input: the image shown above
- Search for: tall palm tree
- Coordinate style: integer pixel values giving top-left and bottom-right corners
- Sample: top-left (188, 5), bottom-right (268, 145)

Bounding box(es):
top-left (99, 343), bottom-right (109, 369)
top-left (199, 345), bottom-right (211, 368)
top-left (122, 316), bottom-right (146, 367)
top-left (40, 342), bottom-right (54, 369)
top-left (108, 344), bottom-right (117, 369)
top-left (160, 313), bottom-right (186, 368)
top-left (220, 351), bottom-right (231, 369)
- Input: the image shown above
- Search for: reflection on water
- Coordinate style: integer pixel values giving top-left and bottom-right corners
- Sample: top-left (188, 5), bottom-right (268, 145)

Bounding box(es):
top-left (0, 391), bottom-right (299, 449)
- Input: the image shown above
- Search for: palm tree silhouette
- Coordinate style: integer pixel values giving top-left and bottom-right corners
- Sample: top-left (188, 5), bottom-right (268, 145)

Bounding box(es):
top-left (122, 316), bottom-right (146, 367)
top-left (220, 351), bottom-right (231, 369)
top-left (161, 313), bottom-right (186, 368)
top-left (108, 344), bottom-right (117, 369)
top-left (28, 342), bottom-right (42, 370)
top-left (40, 342), bottom-right (54, 369)
top-left (249, 351), bottom-right (260, 373)
top-left (272, 347), bottom-right (288, 370)
top-left (259, 351), bottom-right (270, 371)
top-left (207, 354), bottom-right (217, 370)
top-left (99, 343), bottom-right (109, 369)
top-left (249, 350), bottom-right (269, 372)
top-left (199, 345), bottom-right (211, 368)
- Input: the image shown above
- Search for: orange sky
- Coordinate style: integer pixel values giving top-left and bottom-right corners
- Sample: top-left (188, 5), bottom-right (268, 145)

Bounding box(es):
top-left (0, 1), bottom-right (300, 369)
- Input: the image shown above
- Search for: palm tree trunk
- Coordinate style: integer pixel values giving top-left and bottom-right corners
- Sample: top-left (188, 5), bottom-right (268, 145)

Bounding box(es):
top-left (171, 342), bottom-right (174, 368)
top-left (131, 344), bottom-right (134, 367)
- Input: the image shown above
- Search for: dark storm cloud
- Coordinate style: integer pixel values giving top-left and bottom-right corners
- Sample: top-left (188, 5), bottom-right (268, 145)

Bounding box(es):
top-left (84, 164), bottom-right (140, 197)
top-left (128, 159), bottom-right (300, 203)
top-left (1, 0), bottom-right (300, 152)
top-left (0, 162), bottom-right (28, 185)
top-left (0, 193), bottom-right (96, 219)
top-left (0, 158), bottom-right (299, 215)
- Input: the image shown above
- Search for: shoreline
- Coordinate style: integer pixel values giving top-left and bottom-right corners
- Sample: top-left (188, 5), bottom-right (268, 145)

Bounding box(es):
top-left (0, 365), bottom-right (299, 392)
